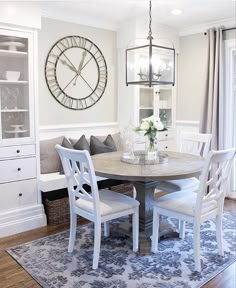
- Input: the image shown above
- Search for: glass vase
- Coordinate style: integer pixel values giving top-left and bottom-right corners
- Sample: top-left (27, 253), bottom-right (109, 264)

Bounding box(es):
top-left (145, 135), bottom-right (158, 161)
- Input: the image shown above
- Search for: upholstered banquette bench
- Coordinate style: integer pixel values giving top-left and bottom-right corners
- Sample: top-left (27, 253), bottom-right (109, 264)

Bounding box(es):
top-left (38, 133), bottom-right (133, 224)
top-left (39, 133), bottom-right (124, 192)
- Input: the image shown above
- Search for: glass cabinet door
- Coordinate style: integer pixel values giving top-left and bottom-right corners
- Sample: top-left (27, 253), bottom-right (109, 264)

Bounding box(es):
top-left (0, 29), bottom-right (34, 144)
top-left (139, 87), bottom-right (154, 122)
top-left (157, 86), bottom-right (173, 129)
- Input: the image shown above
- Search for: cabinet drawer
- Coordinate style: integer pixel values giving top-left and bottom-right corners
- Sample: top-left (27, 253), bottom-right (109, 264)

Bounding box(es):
top-left (158, 140), bottom-right (176, 151)
top-left (0, 157), bottom-right (36, 183)
top-left (0, 179), bottom-right (38, 211)
top-left (0, 145), bottom-right (35, 159)
top-left (158, 130), bottom-right (174, 141)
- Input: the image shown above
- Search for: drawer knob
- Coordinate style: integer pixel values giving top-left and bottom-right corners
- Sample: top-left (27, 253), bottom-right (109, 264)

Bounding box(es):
top-left (19, 193), bottom-right (23, 197)
top-left (165, 146), bottom-right (168, 149)
top-left (16, 150), bottom-right (20, 153)
top-left (17, 168), bottom-right (21, 171)
top-left (165, 134), bottom-right (168, 137)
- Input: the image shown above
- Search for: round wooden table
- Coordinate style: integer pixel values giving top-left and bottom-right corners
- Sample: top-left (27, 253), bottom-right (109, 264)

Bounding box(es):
top-left (92, 151), bottom-right (204, 253)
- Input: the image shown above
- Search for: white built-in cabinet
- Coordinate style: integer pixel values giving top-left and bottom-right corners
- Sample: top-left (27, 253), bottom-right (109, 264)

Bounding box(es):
top-left (135, 85), bottom-right (176, 151)
top-left (0, 27), bottom-right (46, 238)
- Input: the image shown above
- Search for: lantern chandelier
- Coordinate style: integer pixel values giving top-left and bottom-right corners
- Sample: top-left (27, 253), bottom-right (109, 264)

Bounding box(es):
top-left (126, 0), bottom-right (175, 87)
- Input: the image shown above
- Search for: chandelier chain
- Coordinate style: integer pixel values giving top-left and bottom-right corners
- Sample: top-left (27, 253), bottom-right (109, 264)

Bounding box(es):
top-left (149, 0), bottom-right (152, 37)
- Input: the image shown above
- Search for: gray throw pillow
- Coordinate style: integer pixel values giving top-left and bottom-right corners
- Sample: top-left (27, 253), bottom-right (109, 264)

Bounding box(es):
top-left (90, 134), bottom-right (117, 155)
top-left (73, 135), bottom-right (90, 152)
top-left (62, 137), bottom-right (74, 149)
top-left (40, 136), bottom-right (64, 174)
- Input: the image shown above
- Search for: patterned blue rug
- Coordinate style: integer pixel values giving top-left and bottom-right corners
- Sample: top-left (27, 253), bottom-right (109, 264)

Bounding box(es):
top-left (6, 212), bottom-right (236, 288)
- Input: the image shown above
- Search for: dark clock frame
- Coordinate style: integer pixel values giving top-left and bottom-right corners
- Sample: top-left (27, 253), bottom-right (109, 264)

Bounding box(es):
top-left (45, 35), bottom-right (108, 110)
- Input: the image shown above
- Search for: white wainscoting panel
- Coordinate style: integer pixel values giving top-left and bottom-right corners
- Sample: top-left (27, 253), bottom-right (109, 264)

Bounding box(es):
top-left (175, 120), bottom-right (200, 150)
top-left (39, 122), bottom-right (120, 140)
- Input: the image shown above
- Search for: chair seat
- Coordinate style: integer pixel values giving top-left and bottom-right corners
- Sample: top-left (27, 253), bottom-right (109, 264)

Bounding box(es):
top-left (76, 189), bottom-right (140, 217)
top-left (155, 190), bottom-right (217, 216)
top-left (164, 177), bottom-right (200, 191)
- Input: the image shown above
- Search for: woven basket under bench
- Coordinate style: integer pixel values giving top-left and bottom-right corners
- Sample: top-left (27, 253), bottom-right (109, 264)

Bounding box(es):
top-left (44, 183), bottom-right (134, 225)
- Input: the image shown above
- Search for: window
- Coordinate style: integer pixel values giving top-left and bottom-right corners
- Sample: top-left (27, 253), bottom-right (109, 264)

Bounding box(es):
top-left (224, 39), bottom-right (236, 194)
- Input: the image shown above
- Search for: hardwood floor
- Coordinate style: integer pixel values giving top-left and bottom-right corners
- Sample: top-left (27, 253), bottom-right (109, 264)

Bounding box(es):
top-left (0, 199), bottom-right (235, 288)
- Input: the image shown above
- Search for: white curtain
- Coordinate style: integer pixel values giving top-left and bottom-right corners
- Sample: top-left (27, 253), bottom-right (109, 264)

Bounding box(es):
top-left (200, 27), bottom-right (224, 150)
top-left (200, 27), bottom-right (236, 195)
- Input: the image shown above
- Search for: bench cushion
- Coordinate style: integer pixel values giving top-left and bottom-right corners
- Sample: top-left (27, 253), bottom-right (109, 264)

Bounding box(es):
top-left (39, 172), bottom-right (107, 192)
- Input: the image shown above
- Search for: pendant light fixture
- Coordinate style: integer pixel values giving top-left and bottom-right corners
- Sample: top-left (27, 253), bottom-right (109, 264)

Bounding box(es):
top-left (126, 0), bottom-right (175, 87)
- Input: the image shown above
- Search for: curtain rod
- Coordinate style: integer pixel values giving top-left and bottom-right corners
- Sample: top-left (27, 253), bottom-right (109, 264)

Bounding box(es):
top-left (223, 27), bottom-right (236, 32)
top-left (204, 27), bottom-right (236, 35)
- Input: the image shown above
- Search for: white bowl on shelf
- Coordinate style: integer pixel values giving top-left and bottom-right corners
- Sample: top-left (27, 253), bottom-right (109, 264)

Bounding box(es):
top-left (3, 71), bottom-right (21, 81)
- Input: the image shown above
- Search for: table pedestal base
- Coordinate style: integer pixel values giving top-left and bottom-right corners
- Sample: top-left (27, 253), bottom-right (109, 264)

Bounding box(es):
top-left (111, 220), bottom-right (179, 254)
top-left (111, 181), bottom-right (179, 254)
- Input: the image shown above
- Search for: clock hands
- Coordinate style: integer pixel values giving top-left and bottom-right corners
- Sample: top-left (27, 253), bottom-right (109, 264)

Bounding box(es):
top-left (73, 50), bottom-right (87, 86)
top-left (78, 51), bottom-right (87, 73)
top-left (80, 50), bottom-right (99, 72)
top-left (59, 59), bottom-right (78, 73)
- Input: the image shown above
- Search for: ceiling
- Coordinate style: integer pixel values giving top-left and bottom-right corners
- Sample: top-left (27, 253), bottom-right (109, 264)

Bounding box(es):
top-left (38, 0), bottom-right (236, 33)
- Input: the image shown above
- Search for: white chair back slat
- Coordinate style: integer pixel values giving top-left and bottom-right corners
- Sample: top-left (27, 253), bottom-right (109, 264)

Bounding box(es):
top-left (196, 148), bottom-right (236, 212)
top-left (179, 132), bottom-right (212, 158)
top-left (55, 145), bottom-right (101, 216)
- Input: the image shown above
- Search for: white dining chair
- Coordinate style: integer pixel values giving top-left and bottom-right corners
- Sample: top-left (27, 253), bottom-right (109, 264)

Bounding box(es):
top-left (55, 144), bottom-right (140, 269)
top-left (151, 148), bottom-right (236, 272)
top-left (164, 132), bottom-right (212, 191)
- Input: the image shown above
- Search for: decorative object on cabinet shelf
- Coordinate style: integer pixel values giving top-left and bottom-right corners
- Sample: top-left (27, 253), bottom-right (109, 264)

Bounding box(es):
top-left (0, 36), bottom-right (26, 51)
top-left (126, 0), bottom-right (175, 87)
top-left (135, 115), bottom-right (164, 160)
top-left (1, 87), bottom-right (20, 109)
top-left (160, 111), bottom-right (167, 128)
top-left (5, 125), bottom-right (28, 138)
top-left (3, 71), bottom-right (21, 81)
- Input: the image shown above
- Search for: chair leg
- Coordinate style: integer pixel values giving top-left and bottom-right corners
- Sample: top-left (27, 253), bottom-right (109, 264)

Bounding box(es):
top-left (132, 207), bottom-right (139, 252)
top-left (193, 221), bottom-right (201, 272)
top-left (216, 214), bottom-right (224, 256)
top-left (104, 221), bottom-right (110, 237)
top-left (68, 212), bottom-right (77, 253)
top-left (151, 207), bottom-right (160, 253)
top-left (93, 222), bottom-right (101, 269)
top-left (179, 220), bottom-right (186, 239)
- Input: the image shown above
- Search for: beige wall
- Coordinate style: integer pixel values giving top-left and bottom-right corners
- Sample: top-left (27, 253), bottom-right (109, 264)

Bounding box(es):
top-left (38, 18), bottom-right (117, 126)
top-left (177, 33), bottom-right (208, 121)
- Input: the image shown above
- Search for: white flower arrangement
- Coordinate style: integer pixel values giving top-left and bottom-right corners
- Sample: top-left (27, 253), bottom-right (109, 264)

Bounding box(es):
top-left (135, 115), bottom-right (164, 151)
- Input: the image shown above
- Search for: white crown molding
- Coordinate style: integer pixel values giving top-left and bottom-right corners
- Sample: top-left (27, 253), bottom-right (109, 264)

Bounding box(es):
top-left (179, 18), bottom-right (235, 36)
top-left (41, 8), bottom-right (118, 31)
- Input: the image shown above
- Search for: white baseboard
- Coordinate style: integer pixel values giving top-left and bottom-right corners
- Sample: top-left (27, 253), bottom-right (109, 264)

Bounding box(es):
top-left (0, 204), bottom-right (47, 238)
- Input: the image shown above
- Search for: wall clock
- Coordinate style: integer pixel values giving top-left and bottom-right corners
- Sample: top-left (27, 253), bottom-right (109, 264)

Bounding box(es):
top-left (45, 35), bottom-right (108, 110)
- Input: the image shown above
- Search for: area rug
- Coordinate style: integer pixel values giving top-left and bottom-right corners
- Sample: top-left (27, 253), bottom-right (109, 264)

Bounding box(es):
top-left (6, 212), bottom-right (236, 288)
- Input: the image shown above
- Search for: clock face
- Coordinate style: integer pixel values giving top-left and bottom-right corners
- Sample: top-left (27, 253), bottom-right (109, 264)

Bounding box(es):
top-left (45, 36), bottom-right (108, 110)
